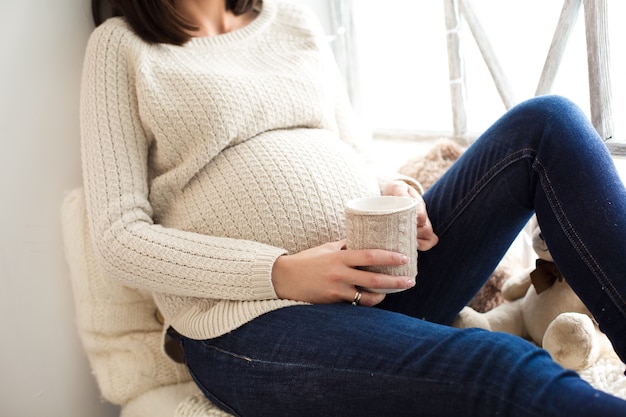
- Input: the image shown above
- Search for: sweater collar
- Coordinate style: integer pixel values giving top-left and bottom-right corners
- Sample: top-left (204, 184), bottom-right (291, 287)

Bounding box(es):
top-left (186, 0), bottom-right (276, 48)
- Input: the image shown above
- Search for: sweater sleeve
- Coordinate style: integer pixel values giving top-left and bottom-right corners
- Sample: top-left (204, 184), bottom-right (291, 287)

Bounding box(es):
top-left (80, 20), bottom-right (286, 301)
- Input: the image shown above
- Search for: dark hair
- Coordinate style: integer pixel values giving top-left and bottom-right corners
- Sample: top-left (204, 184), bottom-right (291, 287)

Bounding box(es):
top-left (91, 0), bottom-right (258, 46)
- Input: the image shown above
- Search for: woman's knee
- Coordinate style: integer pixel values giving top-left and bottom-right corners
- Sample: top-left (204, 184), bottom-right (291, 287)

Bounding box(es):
top-left (513, 95), bottom-right (584, 129)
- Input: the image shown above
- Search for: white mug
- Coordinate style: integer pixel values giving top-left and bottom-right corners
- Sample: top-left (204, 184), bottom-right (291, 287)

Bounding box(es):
top-left (345, 196), bottom-right (418, 293)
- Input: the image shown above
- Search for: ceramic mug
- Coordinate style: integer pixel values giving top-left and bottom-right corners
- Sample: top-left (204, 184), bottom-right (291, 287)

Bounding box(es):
top-left (345, 196), bottom-right (418, 293)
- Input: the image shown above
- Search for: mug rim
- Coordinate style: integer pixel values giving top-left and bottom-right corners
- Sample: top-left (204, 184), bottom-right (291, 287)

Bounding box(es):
top-left (345, 196), bottom-right (418, 214)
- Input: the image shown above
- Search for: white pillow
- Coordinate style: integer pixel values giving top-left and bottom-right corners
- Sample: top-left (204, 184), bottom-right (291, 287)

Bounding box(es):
top-left (61, 188), bottom-right (196, 408)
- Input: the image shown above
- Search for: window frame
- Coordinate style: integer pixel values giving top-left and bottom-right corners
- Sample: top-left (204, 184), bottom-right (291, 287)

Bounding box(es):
top-left (330, 0), bottom-right (625, 156)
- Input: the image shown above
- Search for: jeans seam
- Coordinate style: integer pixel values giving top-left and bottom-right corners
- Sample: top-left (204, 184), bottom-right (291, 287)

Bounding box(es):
top-left (199, 342), bottom-right (254, 362)
top-left (534, 158), bottom-right (626, 315)
top-left (200, 341), bottom-right (462, 387)
top-left (437, 148), bottom-right (535, 237)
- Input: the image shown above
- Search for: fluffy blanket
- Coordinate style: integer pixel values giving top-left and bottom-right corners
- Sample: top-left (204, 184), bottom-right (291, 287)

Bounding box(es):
top-left (579, 354), bottom-right (626, 400)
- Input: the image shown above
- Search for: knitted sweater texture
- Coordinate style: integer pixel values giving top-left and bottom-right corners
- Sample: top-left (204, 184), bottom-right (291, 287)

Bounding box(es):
top-left (80, 0), bottom-right (383, 340)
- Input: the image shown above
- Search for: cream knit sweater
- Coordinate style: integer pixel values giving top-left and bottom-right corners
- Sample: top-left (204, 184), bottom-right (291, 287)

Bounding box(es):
top-left (80, 0), bottom-right (397, 341)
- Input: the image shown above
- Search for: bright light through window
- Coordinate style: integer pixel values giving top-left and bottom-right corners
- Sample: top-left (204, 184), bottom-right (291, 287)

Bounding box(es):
top-left (353, 0), bottom-right (625, 140)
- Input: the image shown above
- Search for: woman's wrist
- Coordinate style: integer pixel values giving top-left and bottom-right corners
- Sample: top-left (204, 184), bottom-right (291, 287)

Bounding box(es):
top-left (271, 255), bottom-right (290, 299)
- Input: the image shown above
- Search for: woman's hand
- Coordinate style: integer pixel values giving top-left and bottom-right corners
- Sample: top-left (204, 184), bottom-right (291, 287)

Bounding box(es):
top-left (271, 240), bottom-right (415, 305)
top-left (381, 180), bottom-right (439, 251)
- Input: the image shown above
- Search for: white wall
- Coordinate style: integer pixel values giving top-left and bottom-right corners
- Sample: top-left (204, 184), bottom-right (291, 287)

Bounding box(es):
top-left (0, 0), bottom-right (120, 416)
top-left (0, 1), bottom-right (330, 416)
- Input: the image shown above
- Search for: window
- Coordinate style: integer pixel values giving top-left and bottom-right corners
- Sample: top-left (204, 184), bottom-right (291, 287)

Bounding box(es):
top-left (332, 0), bottom-right (625, 153)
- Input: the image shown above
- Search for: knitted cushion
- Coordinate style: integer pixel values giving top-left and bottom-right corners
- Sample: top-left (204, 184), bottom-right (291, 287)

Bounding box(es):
top-left (61, 187), bottom-right (226, 416)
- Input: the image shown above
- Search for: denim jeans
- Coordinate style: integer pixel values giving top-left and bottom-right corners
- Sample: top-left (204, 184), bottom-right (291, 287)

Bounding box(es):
top-left (179, 96), bottom-right (626, 416)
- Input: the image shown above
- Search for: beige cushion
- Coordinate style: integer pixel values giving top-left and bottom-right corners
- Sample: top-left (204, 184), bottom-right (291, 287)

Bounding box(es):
top-left (61, 187), bottom-right (227, 416)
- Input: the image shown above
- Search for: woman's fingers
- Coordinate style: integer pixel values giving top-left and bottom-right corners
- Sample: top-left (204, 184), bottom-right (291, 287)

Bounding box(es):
top-left (341, 245), bottom-right (409, 268)
top-left (340, 248), bottom-right (416, 292)
top-left (417, 217), bottom-right (439, 251)
top-left (412, 199), bottom-right (438, 251)
top-left (272, 240), bottom-right (416, 306)
top-left (350, 268), bottom-right (415, 293)
top-left (336, 241), bottom-right (415, 303)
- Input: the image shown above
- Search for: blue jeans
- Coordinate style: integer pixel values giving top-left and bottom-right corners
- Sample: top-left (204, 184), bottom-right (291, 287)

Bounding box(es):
top-left (180, 96), bottom-right (626, 416)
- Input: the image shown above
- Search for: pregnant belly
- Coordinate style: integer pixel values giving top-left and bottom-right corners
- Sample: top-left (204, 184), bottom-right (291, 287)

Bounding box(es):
top-left (159, 129), bottom-right (380, 253)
